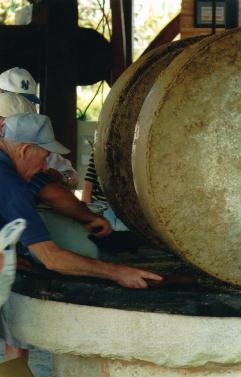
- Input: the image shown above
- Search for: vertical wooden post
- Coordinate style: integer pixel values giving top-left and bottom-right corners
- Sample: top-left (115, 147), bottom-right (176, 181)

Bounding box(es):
top-left (123, 0), bottom-right (133, 67)
top-left (39, 0), bottom-right (78, 165)
top-left (110, 0), bottom-right (127, 83)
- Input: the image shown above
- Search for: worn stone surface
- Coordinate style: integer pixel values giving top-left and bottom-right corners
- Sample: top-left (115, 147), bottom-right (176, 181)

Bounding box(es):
top-left (53, 355), bottom-right (101, 377)
top-left (4, 292), bottom-right (241, 369)
top-left (95, 36), bottom-right (203, 247)
top-left (53, 355), bottom-right (241, 377)
top-left (133, 27), bottom-right (241, 285)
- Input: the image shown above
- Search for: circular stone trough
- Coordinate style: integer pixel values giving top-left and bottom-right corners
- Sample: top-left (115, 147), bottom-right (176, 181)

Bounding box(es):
top-left (4, 249), bottom-right (241, 377)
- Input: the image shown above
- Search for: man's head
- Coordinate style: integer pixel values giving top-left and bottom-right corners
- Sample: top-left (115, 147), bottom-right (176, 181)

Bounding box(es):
top-left (2, 113), bottom-right (70, 181)
top-left (0, 67), bottom-right (40, 104)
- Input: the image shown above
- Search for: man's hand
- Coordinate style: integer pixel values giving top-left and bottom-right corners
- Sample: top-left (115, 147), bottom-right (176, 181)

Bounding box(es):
top-left (84, 216), bottom-right (112, 237)
top-left (114, 265), bottom-right (163, 289)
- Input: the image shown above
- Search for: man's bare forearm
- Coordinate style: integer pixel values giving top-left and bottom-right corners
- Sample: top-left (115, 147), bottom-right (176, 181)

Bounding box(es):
top-left (29, 241), bottom-right (116, 278)
top-left (38, 182), bottom-right (95, 223)
top-left (38, 182), bottom-right (112, 238)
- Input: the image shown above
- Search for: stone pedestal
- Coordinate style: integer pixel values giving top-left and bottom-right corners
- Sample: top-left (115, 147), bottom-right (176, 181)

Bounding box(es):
top-left (53, 354), bottom-right (241, 377)
top-left (4, 292), bottom-right (241, 376)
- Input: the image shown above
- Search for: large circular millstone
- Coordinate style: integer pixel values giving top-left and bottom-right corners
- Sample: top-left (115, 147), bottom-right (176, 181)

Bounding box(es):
top-left (95, 36), bottom-right (203, 247)
top-left (132, 27), bottom-right (241, 286)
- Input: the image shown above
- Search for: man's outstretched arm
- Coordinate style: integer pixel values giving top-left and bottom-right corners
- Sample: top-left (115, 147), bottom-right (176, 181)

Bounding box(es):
top-left (29, 240), bottom-right (163, 289)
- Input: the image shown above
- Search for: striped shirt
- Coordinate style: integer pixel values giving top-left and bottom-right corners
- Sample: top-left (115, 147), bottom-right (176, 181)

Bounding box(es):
top-left (85, 150), bottom-right (107, 202)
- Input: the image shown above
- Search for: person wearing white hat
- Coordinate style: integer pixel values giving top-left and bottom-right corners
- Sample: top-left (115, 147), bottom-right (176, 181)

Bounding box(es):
top-left (0, 67), bottom-right (39, 104)
top-left (0, 67), bottom-right (79, 189)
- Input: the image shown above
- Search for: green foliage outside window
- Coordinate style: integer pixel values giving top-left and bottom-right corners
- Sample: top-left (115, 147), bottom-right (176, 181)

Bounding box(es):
top-left (0, 0), bottom-right (28, 24)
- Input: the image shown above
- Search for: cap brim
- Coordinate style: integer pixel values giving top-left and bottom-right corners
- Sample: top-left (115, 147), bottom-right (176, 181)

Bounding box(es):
top-left (39, 141), bottom-right (70, 155)
top-left (20, 93), bottom-right (40, 104)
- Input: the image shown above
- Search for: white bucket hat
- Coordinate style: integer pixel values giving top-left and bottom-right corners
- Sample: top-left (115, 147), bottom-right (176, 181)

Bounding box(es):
top-left (0, 92), bottom-right (36, 117)
top-left (3, 113), bottom-right (70, 155)
top-left (0, 67), bottom-right (40, 104)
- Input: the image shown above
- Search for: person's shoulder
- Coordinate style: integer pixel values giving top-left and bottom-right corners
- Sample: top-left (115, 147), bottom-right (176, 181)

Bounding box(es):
top-left (0, 168), bottom-right (27, 207)
top-left (0, 163), bottom-right (24, 186)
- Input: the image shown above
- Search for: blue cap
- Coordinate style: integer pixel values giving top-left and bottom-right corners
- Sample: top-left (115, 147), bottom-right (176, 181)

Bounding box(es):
top-left (3, 113), bottom-right (70, 155)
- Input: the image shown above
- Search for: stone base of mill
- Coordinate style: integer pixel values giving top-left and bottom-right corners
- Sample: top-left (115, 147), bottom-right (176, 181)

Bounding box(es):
top-left (4, 293), bottom-right (241, 377)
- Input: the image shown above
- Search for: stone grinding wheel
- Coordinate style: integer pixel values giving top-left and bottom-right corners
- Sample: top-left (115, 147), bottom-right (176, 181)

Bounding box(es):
top-left (95, 36), bottom-right (203, 247)
top-left (132, 27), bottom-right (241, 286)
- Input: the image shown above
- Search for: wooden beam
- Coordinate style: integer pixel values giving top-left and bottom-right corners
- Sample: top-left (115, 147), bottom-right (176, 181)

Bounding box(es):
top-left (0, 25), bottom-right (43, 78)
top-left (142, 14), bottom-right (181, 55)
top-left (39, 0), bottom-right (78, 164)
top-left (0, 0), bottom-right (112, 165)
top-left (110, 0), bottom-right (127, 84)
top-left (123, 0), bottom-right (133, 66)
